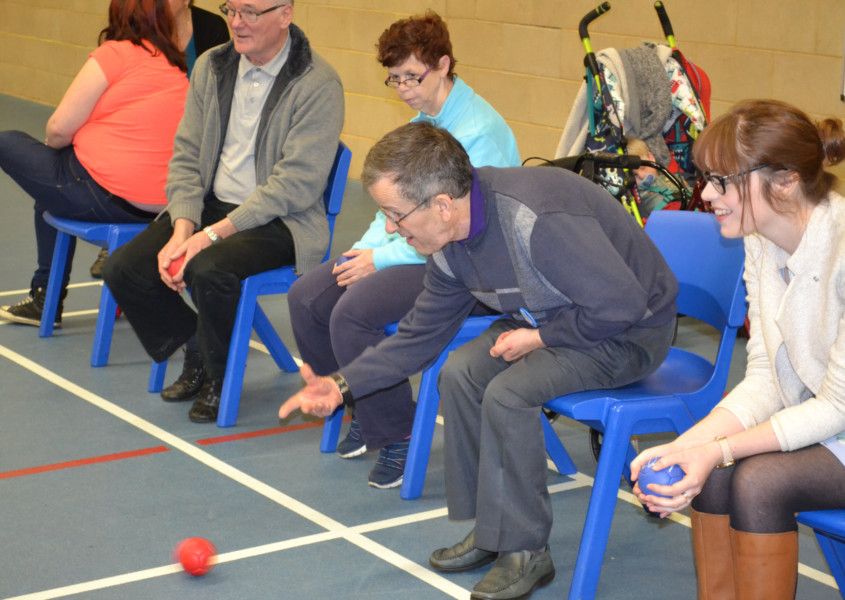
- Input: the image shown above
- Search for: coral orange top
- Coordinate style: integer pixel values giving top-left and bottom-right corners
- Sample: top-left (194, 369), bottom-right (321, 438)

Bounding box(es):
top-left (74, 40), bottom-right (188, 208)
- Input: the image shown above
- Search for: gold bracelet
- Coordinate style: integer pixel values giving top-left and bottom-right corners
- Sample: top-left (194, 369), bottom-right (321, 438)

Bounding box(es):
top-left (714, 436), bottom-right (735, 469)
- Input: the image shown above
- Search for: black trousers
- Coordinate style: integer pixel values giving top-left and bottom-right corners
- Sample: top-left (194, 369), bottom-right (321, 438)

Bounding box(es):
top-left (103, 196), bottom-right (295, 379)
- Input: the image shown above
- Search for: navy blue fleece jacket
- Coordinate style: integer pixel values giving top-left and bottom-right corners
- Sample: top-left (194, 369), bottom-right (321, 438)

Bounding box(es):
top-left (341, 166), bottom-right (678, 399)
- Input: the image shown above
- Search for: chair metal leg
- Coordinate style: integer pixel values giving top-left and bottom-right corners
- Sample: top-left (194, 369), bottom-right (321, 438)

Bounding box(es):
top-left (216, 293), bottom-right (258, 428)
top-left (253, 304), bottom-right (298, 373)
top-left (541, 415), bottom-right (578, 475)
top-left (400, 355), bottom-right (445, 500)
top-left (320, 407), bottom-right (345, 453)
top-left (39, 232), bottom-right (74, 338)
top-left (567, 410), bottom-right (633, 600)
top-left (90, 283), bottom-right (118, 367)
top-left (815, 531), bottom-right (845, 595)
top-left (149, 361), bottom-right (167, 393)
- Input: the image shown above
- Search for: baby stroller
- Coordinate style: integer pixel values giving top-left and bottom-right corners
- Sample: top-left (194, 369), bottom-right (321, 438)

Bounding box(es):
top-left (541, 2), bottom-right (713, 468)
top-left (550, 1), bottom-right (710, 225)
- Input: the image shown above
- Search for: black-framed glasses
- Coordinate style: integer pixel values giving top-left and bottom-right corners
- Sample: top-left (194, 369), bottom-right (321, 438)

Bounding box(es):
top-left (384, 68), bottom-right (432, 89)
top-left (702, 164), bottom-right (769, 195)
top-left (219, 2), bottom-right (287, 24)
top-left (382, 199), bottom-right (429, 226)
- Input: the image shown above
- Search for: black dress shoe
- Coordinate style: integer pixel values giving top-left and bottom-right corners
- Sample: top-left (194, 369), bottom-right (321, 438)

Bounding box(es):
top-left (161, 350), bottom-right (205, 402)
top-left (430, 529), bottom-right (497, 573)
top-left (470, 547), bottom-right (555, 600)
top-left (188, 378), bottom-right (222, 423)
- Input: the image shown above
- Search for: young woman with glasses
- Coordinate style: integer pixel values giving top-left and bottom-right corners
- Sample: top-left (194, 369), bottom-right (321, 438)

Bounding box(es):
top-left (631, 99), bottom-right (845, 599)
top-left (287, 11), bottom-right (520, 489)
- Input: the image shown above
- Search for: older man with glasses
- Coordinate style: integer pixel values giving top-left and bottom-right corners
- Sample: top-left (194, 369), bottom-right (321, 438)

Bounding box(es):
top-left (104, 0), bottom-right (344, 423)
top-left (280, 122), bottom-right (678, 600)
top-left (285, 11), bottom-right (520, 490)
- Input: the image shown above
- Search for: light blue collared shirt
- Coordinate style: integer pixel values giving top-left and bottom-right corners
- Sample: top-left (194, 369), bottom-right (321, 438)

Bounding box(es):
top-left (213, 36), bottom-right (291, 206)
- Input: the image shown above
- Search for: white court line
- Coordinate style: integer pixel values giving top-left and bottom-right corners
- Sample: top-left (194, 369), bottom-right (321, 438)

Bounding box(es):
top-left (0, 281), bottom-right (102, 298)
top-left (0, 309), bottom-right (100, 327)
top-left (0, 344), bottom-right (469, 600)
top-left (2, 339), bottom-right (837, 594)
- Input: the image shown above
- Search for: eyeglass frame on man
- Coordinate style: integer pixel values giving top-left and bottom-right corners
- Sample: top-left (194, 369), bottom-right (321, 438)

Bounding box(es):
top-left (218, 2), bottom-right (288, 24)
top-left (382, 198), bottom-right (430, 226)
top-left (384, 67), bottom-right (432, 89)
top-left (702, 164), bottom-right (770, 195)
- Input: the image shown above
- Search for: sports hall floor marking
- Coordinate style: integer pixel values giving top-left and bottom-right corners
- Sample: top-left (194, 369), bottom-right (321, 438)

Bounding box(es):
top-left (0, 446), bottom-right (169, 480)
top-left (1, 315), bottom-right (838, 595)
top-left (0, 281), bottom-right (102, 298)
top-left (0, 343), bottom-right (468, 599)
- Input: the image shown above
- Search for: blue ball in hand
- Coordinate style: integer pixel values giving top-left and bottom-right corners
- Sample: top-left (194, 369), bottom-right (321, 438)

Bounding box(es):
top-left (335, 255), bottom-right (351, 267)
top-left (638, 458), bottom-right (685, 498)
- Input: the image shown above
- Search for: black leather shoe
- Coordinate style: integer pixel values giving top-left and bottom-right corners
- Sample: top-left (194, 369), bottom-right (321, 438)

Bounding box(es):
top-left (430, 530), bottom-right (497, 573)
top-left (470, 547), bottom-right (555, 600)
top-left (160, 350), bottom-right (204, 402)
top-left (188, 378), bottom-right (221, 423)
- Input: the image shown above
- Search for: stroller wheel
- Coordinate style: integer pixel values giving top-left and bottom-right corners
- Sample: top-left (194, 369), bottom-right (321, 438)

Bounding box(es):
top-left (589, 428), bottom-right (603, 462)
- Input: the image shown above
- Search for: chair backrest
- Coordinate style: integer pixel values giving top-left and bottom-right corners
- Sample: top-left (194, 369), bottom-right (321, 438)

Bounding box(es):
top-left (645, 211), bottom-right (746, 419)
top-left (645, 211), bottom-right (746, 332)
top-left (322, 141), bottom-right (353, 262)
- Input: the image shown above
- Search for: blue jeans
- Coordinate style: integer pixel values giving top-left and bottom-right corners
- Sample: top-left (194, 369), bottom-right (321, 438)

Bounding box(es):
top-left (0, 130), bottom-right (156, 291)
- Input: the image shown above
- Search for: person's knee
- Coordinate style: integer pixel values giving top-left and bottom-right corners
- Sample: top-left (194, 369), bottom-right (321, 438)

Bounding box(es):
top-left (329, 289), bottom-right (376, 334)
top-left (101, 244), bottom-right (134, 288)
top-left (186, 261), bottom-right (240, 296)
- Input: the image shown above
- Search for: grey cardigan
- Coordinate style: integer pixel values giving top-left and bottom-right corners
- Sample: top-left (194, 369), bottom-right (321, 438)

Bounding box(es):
top-left (164, 24), bottom-right (345, 274)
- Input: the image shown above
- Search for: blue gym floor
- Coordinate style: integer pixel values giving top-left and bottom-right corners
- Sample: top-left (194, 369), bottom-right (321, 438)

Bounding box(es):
top-left (0, 94), bottom-right (839, 599)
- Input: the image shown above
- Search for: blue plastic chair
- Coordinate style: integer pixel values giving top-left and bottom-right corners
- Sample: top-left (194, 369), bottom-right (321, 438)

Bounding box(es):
top-left (797, 510), bottom-right (845, 597)
top-left (149, 141), bottom-right (352, 427)
top-left (542, 210), bottom-right (747, 600)
top-left (39, 215), bottom-right (149, 366)
top-left (321, 314), bottom-right (579, 500)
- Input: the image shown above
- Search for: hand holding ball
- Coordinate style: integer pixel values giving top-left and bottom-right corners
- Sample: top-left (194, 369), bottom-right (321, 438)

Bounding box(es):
top-left (335, 255), bottom-right (351, 267)
top-left (167, 255), bottom-right (185, 278)
top-left (638, 458), bottom-right (685, 499)
top-left (175, 537), bottom-right (216, 576)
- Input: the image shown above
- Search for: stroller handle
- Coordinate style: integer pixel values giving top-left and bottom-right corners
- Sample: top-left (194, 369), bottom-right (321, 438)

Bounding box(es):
top-left (654, 2), bottom-right (676, 45)
top-left (578, 2), bottom-right (610, 41)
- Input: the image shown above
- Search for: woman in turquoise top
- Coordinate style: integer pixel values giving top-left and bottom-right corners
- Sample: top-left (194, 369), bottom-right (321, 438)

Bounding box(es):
top-left (288, 12), bottom-right (520, 489)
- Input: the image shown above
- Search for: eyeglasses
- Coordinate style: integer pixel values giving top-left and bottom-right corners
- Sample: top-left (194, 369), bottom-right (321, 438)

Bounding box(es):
top-left (702, 164), bottom-right (769, 195)
top-left (219, 2), bottom-right (287, 24)
top-left (384, 68), bottom-right (432, 89)
top-left (382, 199), bottom-right (429, 226)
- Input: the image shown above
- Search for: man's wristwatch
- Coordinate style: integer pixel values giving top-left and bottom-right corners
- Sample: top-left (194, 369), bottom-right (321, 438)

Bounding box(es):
top-left (203, 226), bottom-right (220, 244)
top-left (329, 372), bottom-right (354, 407)
top-left (714, 435), bottom-right (735, 469)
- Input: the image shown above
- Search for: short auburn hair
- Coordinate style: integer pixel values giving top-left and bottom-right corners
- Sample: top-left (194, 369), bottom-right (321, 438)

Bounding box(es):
top-left (376, 11), bottom-right (456, 78)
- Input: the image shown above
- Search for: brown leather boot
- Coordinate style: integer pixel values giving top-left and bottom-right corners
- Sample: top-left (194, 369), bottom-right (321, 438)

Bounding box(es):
top-left (691, 509), bottom-right (736, 600)
top-left (730, 528), bottom-right (798, 600)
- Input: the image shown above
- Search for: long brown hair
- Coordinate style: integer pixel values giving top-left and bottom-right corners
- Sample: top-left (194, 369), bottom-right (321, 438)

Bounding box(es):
top-left (99, 0), bottom-right (186, 72)
top-left (693, 99), bottom-right (844, 215)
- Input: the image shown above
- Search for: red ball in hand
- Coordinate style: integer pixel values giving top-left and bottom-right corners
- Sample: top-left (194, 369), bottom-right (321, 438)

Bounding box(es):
top-left (167, 255), bottom-right (186, 278)
top-left (175, 537), bottom-right (216, 576)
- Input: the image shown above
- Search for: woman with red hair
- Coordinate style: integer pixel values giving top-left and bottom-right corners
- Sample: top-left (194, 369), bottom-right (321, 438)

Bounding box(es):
top-left (0, 0), bottom-right (189, 328)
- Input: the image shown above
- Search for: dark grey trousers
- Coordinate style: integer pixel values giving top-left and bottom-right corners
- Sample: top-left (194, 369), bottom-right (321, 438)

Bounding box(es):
top-left (439, 317), bottom-right (675, 552)
top-left (287, 259), bottom-right (426, 448)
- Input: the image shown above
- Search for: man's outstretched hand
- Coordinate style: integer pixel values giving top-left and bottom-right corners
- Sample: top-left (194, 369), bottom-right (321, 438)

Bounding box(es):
top-left (278, 363), bottom-right (343, 419)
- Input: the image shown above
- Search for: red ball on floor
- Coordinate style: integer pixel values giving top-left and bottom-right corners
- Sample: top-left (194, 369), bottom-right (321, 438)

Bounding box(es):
top-left (175, 537), bottom-right (216, 576)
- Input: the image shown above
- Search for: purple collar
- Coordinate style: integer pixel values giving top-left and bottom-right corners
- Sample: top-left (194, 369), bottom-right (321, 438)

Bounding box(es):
top-left (461, 169), bottom-right (486, 244)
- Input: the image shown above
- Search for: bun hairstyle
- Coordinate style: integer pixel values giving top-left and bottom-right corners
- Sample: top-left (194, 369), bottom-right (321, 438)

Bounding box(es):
top-left (693, 99), bottom-right (843, 210)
